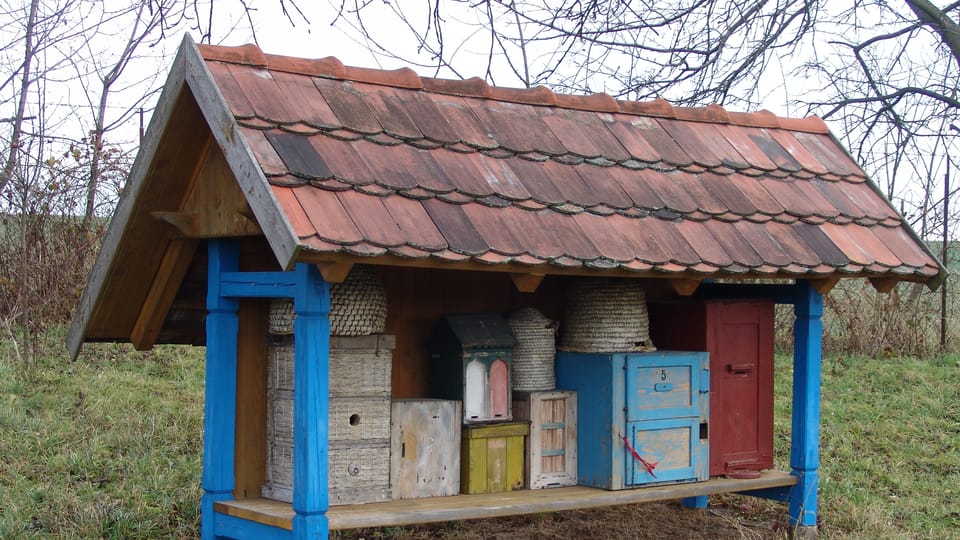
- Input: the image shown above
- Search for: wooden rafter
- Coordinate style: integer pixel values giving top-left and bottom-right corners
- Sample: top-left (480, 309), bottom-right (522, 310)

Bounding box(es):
top-left (510, 273), bottom-right (545, 293)
top-left (129, 238), bottom-right (200, 350)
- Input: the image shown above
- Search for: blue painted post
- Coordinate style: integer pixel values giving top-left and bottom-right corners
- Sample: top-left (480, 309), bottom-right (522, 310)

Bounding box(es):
top-left (682, 496), bottom-right (708, 509)
top-left (790, 281), bottom-right (823, 535)
top-left (202, 240), bottom-right (240, 540)
top-left (291, 263), bottom-right (331, 540)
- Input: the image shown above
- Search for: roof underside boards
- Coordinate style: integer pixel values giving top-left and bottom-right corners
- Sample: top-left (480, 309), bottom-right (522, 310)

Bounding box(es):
top-left (198, 42), bottom-right (941, 284)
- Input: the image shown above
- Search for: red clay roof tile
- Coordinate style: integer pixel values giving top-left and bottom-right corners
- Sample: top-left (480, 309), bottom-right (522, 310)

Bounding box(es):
top-left (196, 44), bottom-right (943, 284)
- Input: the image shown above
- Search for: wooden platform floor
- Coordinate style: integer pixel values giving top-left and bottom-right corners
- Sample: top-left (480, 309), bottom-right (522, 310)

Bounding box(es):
top-left (215, 470), bottom-right (797, 531)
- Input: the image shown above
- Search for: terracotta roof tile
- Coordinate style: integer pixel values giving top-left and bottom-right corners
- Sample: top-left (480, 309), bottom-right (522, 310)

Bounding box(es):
top-left (675, 220), bottom-right (734, 267)
top-left (266, 131), bottom-right (334, 180)
top-left (343, 242), bottom-right (388, 257)
top-left (539, 107), bottom-right (631, 160)
top-left (765, 129), bottom-right (828, 175)
top-left (303, 236), bottom-right (344, 253)
top-left (288, 186), bottom-right (362, 245)
top-left (388, 245), bottom-right (432, 259)
top-left (469, 100), bottom-right (565, 155)
top-left (198, 44), bottom-right (943, 284)
top-left (572, 211), bottom-right (638, 262)
top-left (207, 62), bottom-right (257, 119)
top-left (240, 127), bottom-right (286, 176)
top-left (272, 186), bottom-right (314, 238)
top-left (658, 118), bottom-right (726, 168)
top-left (427, 94), bottom-right (499, 149)
top-left (381, 195), bottom-right (447, 251)
top-left (792, 222), bottom-right (849, 267)
top-left (704, 221), bottom-right (764, 267)
top-left (312, 78), bottom-right (382, 135)
top-left (604, 215), bottom-right (671, 264)
top-left (420, 199), bottom-right (489, 255)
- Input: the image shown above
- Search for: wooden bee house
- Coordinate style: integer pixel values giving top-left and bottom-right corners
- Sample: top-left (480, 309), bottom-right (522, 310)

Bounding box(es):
top-left (460, 421), bottom-right (529, 494)
top-left (650, 300), bottom-right (775, 478)
top-left (428, 313), bottom-right (516, 424)
top-left (513, 390), bottom-right (578, 489)
top-left (390, 399), bottom-right (462, 499)
top-left (556, 351), bottom-right (709, 490)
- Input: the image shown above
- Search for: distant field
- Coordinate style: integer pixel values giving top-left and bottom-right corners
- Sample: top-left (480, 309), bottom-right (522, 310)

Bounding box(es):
top-left (0, 335), bottom-right (957, 538)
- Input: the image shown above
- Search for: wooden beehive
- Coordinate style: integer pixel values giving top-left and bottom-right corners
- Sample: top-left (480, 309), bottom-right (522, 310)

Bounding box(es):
top-left (460, 421), bottom-right (529, 494)
top-left (513, 390), bottom-right (578, 489)
top-left (390, 399), bottom-right (462, 499)
top-left (262, 334), bottom-right (394, 505)
top-left (649, 300), bottom-right (775, 477)
top-left (556, 351), bottom-right (709, 490)
top-left (428, 313), bottom-right (516, 424)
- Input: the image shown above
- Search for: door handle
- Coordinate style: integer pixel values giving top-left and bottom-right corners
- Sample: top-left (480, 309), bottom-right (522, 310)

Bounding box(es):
top-left (727, 362), bottom-right (755, 374)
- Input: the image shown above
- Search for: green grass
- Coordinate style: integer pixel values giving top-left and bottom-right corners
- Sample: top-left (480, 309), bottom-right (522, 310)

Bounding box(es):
top-left (0, 339), bottom-right (204, 539)
top-left (1, 330), bottom-right (958, 538)
top-left (774, 353), bottom-right (960, 538)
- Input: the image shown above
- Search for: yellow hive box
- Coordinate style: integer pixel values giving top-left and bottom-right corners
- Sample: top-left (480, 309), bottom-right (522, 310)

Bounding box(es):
top-left (460, 421), bottom-right (529, 494)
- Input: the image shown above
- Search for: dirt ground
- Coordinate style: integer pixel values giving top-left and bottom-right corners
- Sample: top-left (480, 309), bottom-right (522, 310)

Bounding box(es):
top-left (331, 495), bottom-right (791, 540)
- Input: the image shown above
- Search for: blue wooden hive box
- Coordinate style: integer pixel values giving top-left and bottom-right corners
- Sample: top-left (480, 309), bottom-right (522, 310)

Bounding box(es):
top-left (556, 351), bottom-right (709, 489)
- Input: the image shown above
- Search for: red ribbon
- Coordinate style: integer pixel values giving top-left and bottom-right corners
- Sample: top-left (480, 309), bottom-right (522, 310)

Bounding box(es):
top-left (620, 434), bottom-right (658, 478)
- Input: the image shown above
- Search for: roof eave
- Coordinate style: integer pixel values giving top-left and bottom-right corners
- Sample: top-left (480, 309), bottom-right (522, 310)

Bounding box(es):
top-left (66, 37), bottom-right (194, 360)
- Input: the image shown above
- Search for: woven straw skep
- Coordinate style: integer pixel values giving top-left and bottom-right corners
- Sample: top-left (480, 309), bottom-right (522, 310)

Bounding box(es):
top-left (559, 278), bottom-right (656, 353)
top-left (267, 265), bottom-right (387, 337)
top-left (507, 308), bottom-right (557, 391)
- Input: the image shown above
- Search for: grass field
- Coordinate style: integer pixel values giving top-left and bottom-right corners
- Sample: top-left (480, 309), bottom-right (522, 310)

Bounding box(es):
top-left (0, 333), bottom-right (958, 538)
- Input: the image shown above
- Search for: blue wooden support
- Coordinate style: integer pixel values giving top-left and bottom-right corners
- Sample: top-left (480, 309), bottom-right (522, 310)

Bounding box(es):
top-left (202, 240), bottom-right (241, 540)
top-left (682, 495), bottom-right (708, 509)
top-left (789, 281), bottom-right (823, 533)
top-left (291, 263), bottom-right (331, 540)
top-left (202, 250), bottom-right (332, 539)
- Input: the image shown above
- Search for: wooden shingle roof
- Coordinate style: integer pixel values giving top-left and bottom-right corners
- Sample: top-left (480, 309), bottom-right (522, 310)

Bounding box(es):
top-left (67, 36), bottom-right (944, 356)
top-left (203, 43), bottom-right (939, 281)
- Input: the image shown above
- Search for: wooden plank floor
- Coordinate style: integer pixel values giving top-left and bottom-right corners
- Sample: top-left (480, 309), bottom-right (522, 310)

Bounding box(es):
top-left (215, 470), bottom-right (797, 531)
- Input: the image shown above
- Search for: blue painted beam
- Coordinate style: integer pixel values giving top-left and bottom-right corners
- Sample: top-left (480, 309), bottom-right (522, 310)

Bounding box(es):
top-left (220, 271), bottom-right (299, 298)
top-left (214, 512), bottom-right (292, 540)
top-left (739, 486), bottom-right (792, 503)
top-left (202, 240), bottom-right (241, 540)
top-left (291, 263), bottom-right (331, 540)
top-left (789, 281), bottom-right (823, 530)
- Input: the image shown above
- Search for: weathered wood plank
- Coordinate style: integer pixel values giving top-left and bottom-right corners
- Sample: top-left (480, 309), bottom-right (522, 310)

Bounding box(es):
top-left (217, 471), bottom-right (797, 531)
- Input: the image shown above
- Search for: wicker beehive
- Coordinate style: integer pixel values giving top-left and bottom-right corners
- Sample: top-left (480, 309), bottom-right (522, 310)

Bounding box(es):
top-left (507, 308), bottom-right (557, 391)
top-left (262, 333), bottom-right (395, 505)
top-left (558, 278), bottom-right (655, 353)
top-left (266, 265), bottom-right (387, 336)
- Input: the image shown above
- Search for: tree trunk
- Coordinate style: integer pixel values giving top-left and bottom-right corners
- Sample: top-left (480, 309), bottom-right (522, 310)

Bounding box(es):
top-left (0, 0), bottom-right (41, 196)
